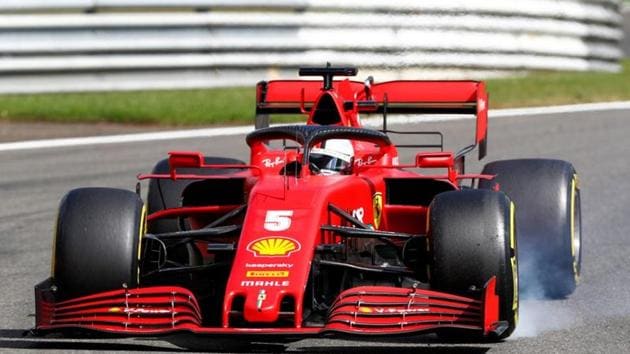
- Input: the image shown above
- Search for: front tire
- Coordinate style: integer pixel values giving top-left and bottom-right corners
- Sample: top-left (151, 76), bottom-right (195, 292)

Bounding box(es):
top-left (53, 188), bottom-right (145, 300)
top-left (428, 190), bottom-right (518, 339)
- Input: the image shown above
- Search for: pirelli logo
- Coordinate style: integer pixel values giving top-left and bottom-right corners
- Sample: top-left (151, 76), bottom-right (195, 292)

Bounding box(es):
top-left (246, 270), bottom-right (289, 278)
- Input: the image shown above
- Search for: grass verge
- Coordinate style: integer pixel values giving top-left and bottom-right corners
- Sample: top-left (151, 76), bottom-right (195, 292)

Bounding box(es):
top-left (486, 59), bottom-right (630, 108)
top-left (1, 59), bottom-right (629, 126)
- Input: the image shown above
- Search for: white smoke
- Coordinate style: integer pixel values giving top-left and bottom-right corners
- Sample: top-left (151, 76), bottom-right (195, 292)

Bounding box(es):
top-left (512, 300), bottom-right (583, 338)
top-left (511, 250), bottom-right (583, 338)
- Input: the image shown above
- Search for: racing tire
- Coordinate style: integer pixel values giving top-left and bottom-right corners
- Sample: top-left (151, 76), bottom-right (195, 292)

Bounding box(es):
top-left (146, 156), bottom-right (245, 234)
top-left (479, 159), bottom-right (581, 299)
top-left (429, 190), bottom-right (518, 340)
top-left (53, 188), bottom-right (145, 300)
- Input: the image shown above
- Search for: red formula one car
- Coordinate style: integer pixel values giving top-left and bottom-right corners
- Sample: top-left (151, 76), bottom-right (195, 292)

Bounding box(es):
top-left (35, 66), bottom-right (581, 342)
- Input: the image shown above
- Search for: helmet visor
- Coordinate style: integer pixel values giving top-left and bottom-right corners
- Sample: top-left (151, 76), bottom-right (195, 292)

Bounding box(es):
top-left (310, 153), bottom-right (350, 173)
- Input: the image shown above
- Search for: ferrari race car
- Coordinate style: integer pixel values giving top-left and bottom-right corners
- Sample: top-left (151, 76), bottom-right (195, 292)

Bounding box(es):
top-left (35, 66), bottom-right (581, 342)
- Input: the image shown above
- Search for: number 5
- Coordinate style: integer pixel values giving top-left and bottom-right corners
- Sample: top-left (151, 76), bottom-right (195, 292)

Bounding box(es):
top-left (264, 210), bottom-right (293, 231)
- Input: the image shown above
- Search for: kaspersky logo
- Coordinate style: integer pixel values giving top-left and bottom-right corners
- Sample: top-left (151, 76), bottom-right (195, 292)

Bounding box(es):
top-left (246, 237), bottom-right (301, 257)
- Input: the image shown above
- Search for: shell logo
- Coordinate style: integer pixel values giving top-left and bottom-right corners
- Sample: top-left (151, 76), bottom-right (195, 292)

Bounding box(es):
top-left (358, 307), bottom-right (373, 314)
top-left (247, 237), bottom-right (301, 257)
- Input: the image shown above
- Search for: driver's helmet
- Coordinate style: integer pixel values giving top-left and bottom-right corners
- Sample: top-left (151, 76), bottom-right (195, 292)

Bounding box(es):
top-left (309, 139), bottom-right (354, 175)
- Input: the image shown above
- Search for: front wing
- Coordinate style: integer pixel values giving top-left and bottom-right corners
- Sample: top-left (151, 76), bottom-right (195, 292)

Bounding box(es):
top-left (35, 277), bottom-right (503, 337)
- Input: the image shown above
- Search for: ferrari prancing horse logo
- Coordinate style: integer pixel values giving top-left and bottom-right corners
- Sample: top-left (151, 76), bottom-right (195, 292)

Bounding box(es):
top-left (373, 193), bottom-right (383, 229)
top-left (247, 237), bottom-right (301, 257)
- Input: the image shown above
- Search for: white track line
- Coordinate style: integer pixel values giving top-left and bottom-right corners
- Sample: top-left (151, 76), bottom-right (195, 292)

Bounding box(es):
top-left (0, 126), bottom-right (253, 152)
top-left (1, 101), bottom-right (629, 152)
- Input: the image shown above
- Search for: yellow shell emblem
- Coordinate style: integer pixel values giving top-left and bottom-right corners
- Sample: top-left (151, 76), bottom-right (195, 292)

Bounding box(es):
top-left (247, 237), bottom-right (301, 257)
top-left (358, 306), bottom-right (373, 313)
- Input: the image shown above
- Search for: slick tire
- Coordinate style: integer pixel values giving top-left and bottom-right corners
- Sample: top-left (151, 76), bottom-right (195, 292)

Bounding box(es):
top-left (479, 159), bottom-right (581, 299)
top-left (53, 188), bottom-right (145, 300)
top-left (429, 190), bottom-right (518, 340)
top-left (146, 156), bottom-right (245, 234)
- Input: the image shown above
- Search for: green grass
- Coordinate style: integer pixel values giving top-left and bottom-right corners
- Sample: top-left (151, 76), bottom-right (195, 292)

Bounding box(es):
top-left (1, 59), bottom-right (629, 126)
top-left (0, 87), bottom-right (255, 126)
top-left (486, 59), bottom-right (630, 109)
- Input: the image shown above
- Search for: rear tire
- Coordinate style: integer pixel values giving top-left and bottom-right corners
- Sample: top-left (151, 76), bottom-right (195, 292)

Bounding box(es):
top-left (53, 188), bottom-right (145, 300)
top-left (429, 190), bottom-right (518, 340)
top-left (479, 159), bottom-right (581, 299)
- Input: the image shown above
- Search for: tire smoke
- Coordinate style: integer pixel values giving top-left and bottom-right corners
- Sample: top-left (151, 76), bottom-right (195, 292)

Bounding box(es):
top-left (511, 252), bottom-right (582, 338)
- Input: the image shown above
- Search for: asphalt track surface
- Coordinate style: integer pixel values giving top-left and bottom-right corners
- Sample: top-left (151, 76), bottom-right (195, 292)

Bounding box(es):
top-left (1, 109), bottom-right (630, 353)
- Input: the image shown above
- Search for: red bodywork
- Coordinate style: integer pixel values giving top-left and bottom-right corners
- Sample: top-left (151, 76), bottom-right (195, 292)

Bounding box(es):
top-left (35, 69), bottom-right (503, 339)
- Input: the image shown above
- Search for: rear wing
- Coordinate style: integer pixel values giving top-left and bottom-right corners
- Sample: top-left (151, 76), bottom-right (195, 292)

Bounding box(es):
top-left (256, 79), bottom-right (488, 159)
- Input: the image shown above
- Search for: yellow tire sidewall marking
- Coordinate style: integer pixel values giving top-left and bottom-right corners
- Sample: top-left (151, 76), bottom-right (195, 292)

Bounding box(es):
top-left (137, 204), bottom-right (147, 285)
top-left (510, 201), bottom-right (518, 326)
top-left (571, 175), bottom-right (580, 283)
top-left (50, 212), bottom-right (60, 278)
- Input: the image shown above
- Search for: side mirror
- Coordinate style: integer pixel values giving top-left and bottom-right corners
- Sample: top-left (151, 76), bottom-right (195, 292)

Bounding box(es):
top-left (415, 152), bottom-right (454, 169)
top-left (168, 151), bottom-right (204, 179)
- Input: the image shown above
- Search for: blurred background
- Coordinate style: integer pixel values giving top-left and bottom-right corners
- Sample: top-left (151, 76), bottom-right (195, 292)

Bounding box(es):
top-left (624, 1), bottom-right (630, 56)
top-left (0, 0), bottom-right (626, 93)
top-left (1, 4), bottom-right (630, 352)
top-left (0, 0), bottom-right (627, 128)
